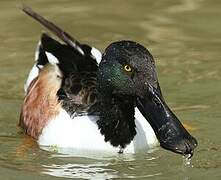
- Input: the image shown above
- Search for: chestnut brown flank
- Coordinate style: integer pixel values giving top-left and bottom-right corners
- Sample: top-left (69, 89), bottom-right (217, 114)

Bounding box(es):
top-left (19, 64), bottom-right (62, 139)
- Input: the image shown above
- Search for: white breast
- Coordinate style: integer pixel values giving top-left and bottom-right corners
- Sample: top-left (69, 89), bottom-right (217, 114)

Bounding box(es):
top-left (38, 108), bottom-right (158, 154)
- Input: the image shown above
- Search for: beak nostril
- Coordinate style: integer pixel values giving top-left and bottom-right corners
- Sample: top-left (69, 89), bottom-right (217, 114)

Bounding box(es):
top-left (152, 97), bottom-right (161, 107)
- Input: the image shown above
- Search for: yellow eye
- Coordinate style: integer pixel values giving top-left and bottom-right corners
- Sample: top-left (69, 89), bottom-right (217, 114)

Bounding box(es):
top-left (124, 65), bottom-right (132, 72)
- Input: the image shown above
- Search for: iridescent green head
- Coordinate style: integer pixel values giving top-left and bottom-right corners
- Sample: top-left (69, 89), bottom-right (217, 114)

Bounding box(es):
top-left (97, 40), bottom-right (158, 97)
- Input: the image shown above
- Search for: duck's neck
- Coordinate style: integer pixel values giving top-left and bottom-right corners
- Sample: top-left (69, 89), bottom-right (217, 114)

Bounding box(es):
top-left (97, 92), bottom-right (136, 149)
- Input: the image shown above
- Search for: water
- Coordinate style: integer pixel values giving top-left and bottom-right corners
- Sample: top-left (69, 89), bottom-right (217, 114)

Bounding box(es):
top-left (0, 0), bottom-right (221, 179)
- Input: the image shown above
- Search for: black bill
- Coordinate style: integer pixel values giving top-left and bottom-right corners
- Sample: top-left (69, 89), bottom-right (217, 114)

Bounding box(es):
top-left (136, 84), bottom-right (197, 156)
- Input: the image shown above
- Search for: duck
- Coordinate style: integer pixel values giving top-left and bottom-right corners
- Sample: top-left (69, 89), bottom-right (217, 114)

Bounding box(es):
top-left (19, 6), bottom-right (197, 155)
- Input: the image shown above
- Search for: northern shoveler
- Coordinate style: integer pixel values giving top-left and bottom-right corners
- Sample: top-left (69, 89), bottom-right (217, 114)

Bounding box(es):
top-left (19, 6), bottom-right (197, 155)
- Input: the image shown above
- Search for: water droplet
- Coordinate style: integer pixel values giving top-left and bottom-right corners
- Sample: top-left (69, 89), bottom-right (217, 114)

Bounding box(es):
top-left (182, 154), bottom-right (193, 167)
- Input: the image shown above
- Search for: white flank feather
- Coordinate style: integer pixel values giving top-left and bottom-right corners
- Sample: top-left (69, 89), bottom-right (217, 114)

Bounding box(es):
top-left (38, 108), bottom-right (158, 154)
top-left (91, 47), bottom-right (102, 64)
top-left (24, 63), bottom-right (39, 94)
top-left (45, 52), bottom-right (59, 64)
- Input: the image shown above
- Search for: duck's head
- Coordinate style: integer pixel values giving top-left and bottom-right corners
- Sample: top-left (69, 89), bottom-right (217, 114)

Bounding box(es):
top-left (98, 41), bottom-right (197, 156)
top-left (98, 41), bottom-right (156, 98)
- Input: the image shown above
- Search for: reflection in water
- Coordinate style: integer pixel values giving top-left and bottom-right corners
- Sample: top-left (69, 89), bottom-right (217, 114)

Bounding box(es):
top-left (41, 151), bottom-right (162, 179)
top-left (42, 161), bottom-right (162, 179)
top-left (42, 163), bottom-right (118, 179)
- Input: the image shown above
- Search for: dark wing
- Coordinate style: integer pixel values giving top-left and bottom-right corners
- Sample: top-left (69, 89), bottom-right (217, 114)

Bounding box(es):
top-left (59, 71), bottom-right (98, 116)
top-left (22, 6), bottom-right (101, 116)
top-left (37, 33), bottom-right (98, 76)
